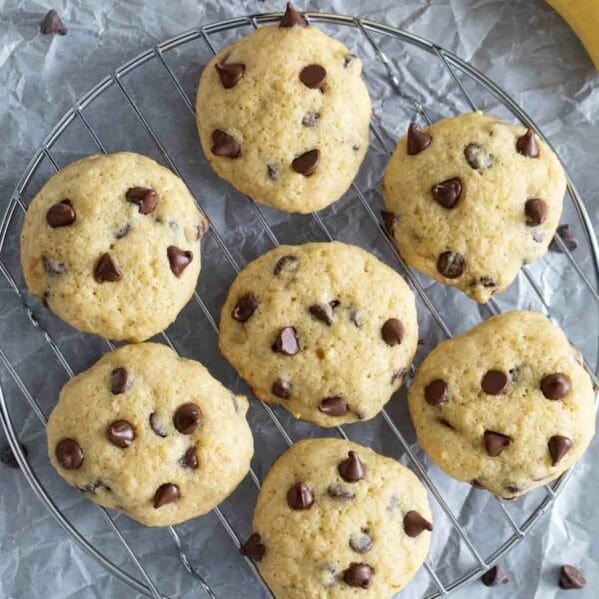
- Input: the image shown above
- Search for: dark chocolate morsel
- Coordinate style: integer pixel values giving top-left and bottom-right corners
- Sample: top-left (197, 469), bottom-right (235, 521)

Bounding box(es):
top-left (125, 187), bottom-right (159, 214)
top-left (279, 2), bottom-right (308, 28)
top-left (407, 123), bottom-right (432, 155)
top-left (211, 129), bottom-right (241, 158)
top-left (94, 253), bottom-right (122, 283)
top-left (287, 482), bottom-right (314, 510)
top-left (55, 439), bottom-right (84, 470)
top-left (215, 62), bottom-right (245, 89)
top-left (232, 294), bottom-right (259, 322)
top-left (40, 9), bottom-right (67, 35)
top-left (559, 565), bottom-right (586, 590)
top-left (342, 563), bottom-right (373, 589)
top-left (403, 510), bottom-right (433, 537)
top-left (153, 483), bottom-right (180, 508)
top-left (46, 200), bottom-right (76, 227)
top-left (167, 246), bottom-right (193, 277)
top-left (240, 533), bottom-right (265, 561)
top-left (173, 403), bottom-right (202, 434)
top-left (481, 564), bottom-right (509, 587)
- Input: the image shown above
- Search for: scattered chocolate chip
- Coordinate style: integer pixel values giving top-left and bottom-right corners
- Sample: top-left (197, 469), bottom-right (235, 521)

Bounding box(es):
top-left (180, 447), bottom-right (199, 469)
top-left (287, 482), bottom-right (314, 510)
top-left (319, 396), bottom-right (348, 417)
top-left (343, 563), bottom-right (373, 589)
top-left (110, 367), bottom-right (131, 395)
top-left (329, 300), bottom-right (340, 309)
top-left (211, 129), bottom-right (241, 158)
top-left (43, 256), bottom-right (66, 277)
top-left (424, 379), bottom-right (447, 406)
top-left (279, 2), bottom-right (307, 28)
top-left (46, 200), bottom-right (75, 227)
top-left (391, 367), bottom-right (407, 385)
top-left (343, 54), bottom-right (356, 68)
top-left (478, 276), bottom-right (498, 288)
top-left (0, 443), bottom-right (27, 469)
top-left (381, 318), bottom-right (404, 346)
top-left (94, 253), bottom-right (122, 283)
top-left (302, 111), bottom-right (320, 127)
top-left (232, 293), bottom-right (259, 322)
top-left (167, 246), bottom-right (193, 277)
top-left (481, 370), bottom-right (510, 395)
top-left (464, 143), bottom-right (494, 170)
top-left (524, 199), bottom-right (548, 227)
top-left (55, 439), bottom-right (84, 470)
top-left (125, 187), bottom-right (159, 214)
top-left (381, 210), bottom-right (399, 236)
top-left (550, 225), bottom-right (578, 252)
top-left (154, 483), bottom-right (179, 508)
top-left (327, 484), bottom-right (355, 501)
top-left (272, 327), bottom-right (300, 355)
top-left (439, 418), bottom-right (454, 430)
top-left (437, 251), bottom-right (465, 279)
top-left (215, 62), bottom-right (245, 89)
top-left (196, 220), bottom-right (209, 240)
top-left (273, 255), bottom-right (299, 276)
top-left (106, 420), bottom-right (135, 448)
top-left (300, 64), bottom-right (327, 89)
top-left (481, 564), bottom-right (509, 587)
top-left (309, 303), bottom-right (334, 326)
top-left (267, 164), bottom-right (279, 180)
top-left (350, 530), bottom-right (373, 553)
top-left (540, 373), bottom-right (571, 400)
top-left (173, 403), bottom-right (202, 434)
top-left (559, 565), bottom-right (586, 590)
top-left (516, 129), bottom-right (540, 158)
top-left (115, 223), bottom-right (131, 239)
top-left (484, 430), bottom-right (512, 457)
top-left (431, 178), bottom-right (462, 209)
top-left (349, 308), bottom-right (362, 328)
top-left (407, 123), bottom-right (432, 155)
top-left (403, 510), bottom-right (433, 537)
top-left (40, 9), bottom-right (67, 35)
top-left (240, 533), bottom-right (265, 561)
top-left (548, 435), bottom-right (572, 466)
top-left (149, 412), bottom-right (167, 438)
top-left (292, 149), bottom-right (320, 176)
top-left (338, 451), bottom-right (366, 482)
top-left (272, 378), bottom-right (292, 399)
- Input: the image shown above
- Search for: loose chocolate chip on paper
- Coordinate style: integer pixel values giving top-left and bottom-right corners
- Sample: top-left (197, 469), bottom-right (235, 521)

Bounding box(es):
top-left (154, 483), bottom-right (180, 508)
top-left (240, 533), bottom-right (265, 561)
top-left (349, 530), bottom-right (373, 554)
top-left (211, 129), bottom-right (241, 158)
top-left (343, 563), bottom-right (373, 589)
top-left (424, 379), bottom-right (447, 406)
top-left (273, 254), bottom-right (299, 276)
top-left (338, 451), bottom-right (366, 482)
top-left (464, 143), bottom-right (494, 170)
top-left (403, 510), bottom-right (433, 537)
top-left (431, 178), bottom-right (462, 209)
top-left (292, 149), bottom-right (320, 176)
top-left (549, 224), bottom-right (578, 253)
top-left (126, 187), bottom-right (159, 214)
top-left (381, 318), bottom-right (404, 346)
top-left (43, 256), bottom-right (66, 277)
top-left (232, 294), bottom-right (259, 322)
top-left (437, 251), bottom-right (465, 279)
top-left (300, 64), bottom-right (327, 89)
top-left (272, 327), bottom-right (300, 355)
top-left (56, 438), bottom-right (84, 470)
top-left (540, 373), bottom-right (571, 400)
top-left (272, 378), bottom-right (292, 399)
top-left (180, 447), bottom-right (199, 469)
top-left (302, 112), bottom-right (320, 127)
top-left (149, 412), bottom-right (167, 438)
top-left (524, 198), bottom-right (548, 226)
top-left (167, 246), bottom-right (193, 277)
top-left (319, 396), bottom-right (348, 417)
top-left (481, 370), bottom-right (510, 395)
top-left (309, 303), bottom-right (334, 326)
top-left (407, 123), bottom-right (432, 155)
top-left (559, 565), bottom-right (586, 590)
top-left (327, 484), bottom-right (355, 501)
top-left (481, 564), bottom-right (509, 587)
top-left (46, 200), bottom-right (75, 227)
top-left (173, 403), bottom-right (202, 435)
top-left (110, 367), bottom-right (131, 395)
top-left (287, 482), bottom-right (314, 510)
top-left (516, 129), bottom-right (539, 158)
top-left (40, 9), bottom-right (67, 35)
top-left (279, 2), bottom-right (308, 28)
top-left (548, 435), bottom-right (572, 466)
top-left (107, 420), bottom-right (135, 448)
top-left (0, 443), bottom-right (27, 470)
top-left (94, 253), bottom-right (122, 283)
top-left (215, 62), bottom-right (245, 89)
top-left (484, 430), bottom-right (512, 457)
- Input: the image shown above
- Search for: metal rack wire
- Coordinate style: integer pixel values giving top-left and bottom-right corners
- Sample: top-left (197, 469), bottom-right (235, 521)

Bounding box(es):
top-left (0, 9), bottom-right (597, 599)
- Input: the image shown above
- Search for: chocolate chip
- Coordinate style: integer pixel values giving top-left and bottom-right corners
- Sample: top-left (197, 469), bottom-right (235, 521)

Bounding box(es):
top-left (211, 129), bottom-right (241, 158)
top-left (292, 149), bottom-right (320, 176)
top-left (309, 303), bottom-right (334, 326)
top-left (524, 199), bottom-right (548, 226)
top-left (273, 255), bottom-right (299, 276)
top-left (403, 510), bottom-right (433, 537)
top-left (338, 451), bottom-right (366, 482)
top-left (319, 396), bottom-right (348, 416)
top-left (548, 435), bottom-right (572, 466)
top-left (43, 256), bottom-right (66, 277)
top-left (559, 565), bottom-right (586, 590)
top-left (0, 443), bottom-right (27, 469)
top-left (115, 223), bottom-right (131, 239)
top-left (478, 276), bottom-right (497, 289)
top-left (272, 327), bottom-right (300, 355)
top-left (79, 479), bottom-right (111, 494)
top-left (110, 367), bottom-right (131, 395)
top-left (55, 439), bottom-right (84, 470)
top-left (300, 64), bottom-right (327, 89)
top-left (516, 129), bottom-right (539, 158)
top-left (302, 111), bottom-right (320, 127)
top-left (424, 379), bottom-right (447, 406)
top-left (279, 2), bottom-right (307, 27)
top-left (167, 246), bottom-right (193, 277)
top-left (464, 143), bottom-right (494, 170)
top-left (407, 123), bottom-right (432, 155)
top-left (349, 308), bottom-right (362, 327)
top-left (197, 220), bottom-right (209, 240)
top-left (215, 62), bottom-right (245, 89)
top-left (46, 200), bottom-right (75, 227)
top-left (173, 403), bottom-right (202, 434)
top-left (481, 564), bottom-right (509, 587)
top-left (381, 318), bottom-right (404, 346)
top-left (343, 54), bottom-right (356, 68)
top-left (352, 144), bottom-right (360, 151)
top-left (125, 187), bottom-right (159, 214)
top-left (391, 367), bottom-right (407, 385)
top-left (106, 420), bottom-right (135, 448)
top-left (180, 447), bottom-right (199, 469)
top-left (232, 294), bottom-right (259, 322)
top-left (149, 412), bottom-right (167, 438)
top-left (327, 484), bottom-right (355, 501)
top-left (240, 533), bottom-right (265, 561)
top-left (484, 431), bottom-right (512, 457)
top-left (540, 373), bottom-right (571, 400)
top-left (94, 253), bottom-right (122, 283)
top-left (272, 378), bottom-right (292, 399)
top-left (349, 530), bottom-right (373, 553)
top-left (380, 210), bottom-right (399, 236)
top-left (287, 482), bottom-right (313, 510)
top-left (40, 9), bottom-right (67, 35)
top-left (481, 370), bottom-right (510, 395)
top-left (343, 563), bottom-right (373, 589)
top-left (437, 251), bottom-right (465, 279)
top-left (153, 483), bottom-right (180, 508)
top-left (267, 164), bottom-right (279, 180)
top-left (550, 225), bottom-right (578, 252)
top-left (431, 178), bottom-right (462, 209)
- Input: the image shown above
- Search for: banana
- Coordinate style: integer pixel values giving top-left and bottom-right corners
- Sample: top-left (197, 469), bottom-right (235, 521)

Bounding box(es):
top-left (546, 0), bottom-right (599, 69)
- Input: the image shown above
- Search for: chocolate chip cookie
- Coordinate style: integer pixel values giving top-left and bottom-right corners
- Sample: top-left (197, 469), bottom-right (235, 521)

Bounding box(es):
top-left (382, 112), bottom-right (566, 302)
top-left (20, 152), bottom-right (208, 341)
top-left (195, 3), bottom-right (371, 213)
top-left (408, 311), bottom-right (595, 498)
top-left (219, 242), bottom-right (418, 427)
top-left (244, 438), bottom-right (432, 598)
top-left (47, 343), bottom-right (253, 527)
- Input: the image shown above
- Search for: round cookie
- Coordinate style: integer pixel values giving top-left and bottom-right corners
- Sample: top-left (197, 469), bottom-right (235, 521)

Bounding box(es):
top-left (407, 311), bottom-right (595, 498)
top-left (381, 112), bottom-right (566, 303)
top-left (195, 3), bottom-right (371, 214)
top-left (47, 343), bottom-right (253, 527)
top-left (244, 438), bottom-right (432, 599)
top-left (219, 242), bottom-right (418, 427)
top-left (20, 152), bottom-right (208, 341)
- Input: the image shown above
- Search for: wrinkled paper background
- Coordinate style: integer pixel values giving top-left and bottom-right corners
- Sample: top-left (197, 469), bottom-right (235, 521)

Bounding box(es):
top-left (0, 0), bottom-right (598, 598)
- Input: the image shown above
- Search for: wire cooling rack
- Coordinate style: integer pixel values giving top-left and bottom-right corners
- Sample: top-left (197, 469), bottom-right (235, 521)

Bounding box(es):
top-left (1, 8), bottom-right (598, 599)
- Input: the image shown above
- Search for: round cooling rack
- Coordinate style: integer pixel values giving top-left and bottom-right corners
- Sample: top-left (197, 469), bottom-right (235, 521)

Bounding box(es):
top-left (1, 9), bottom-right (598, 599)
